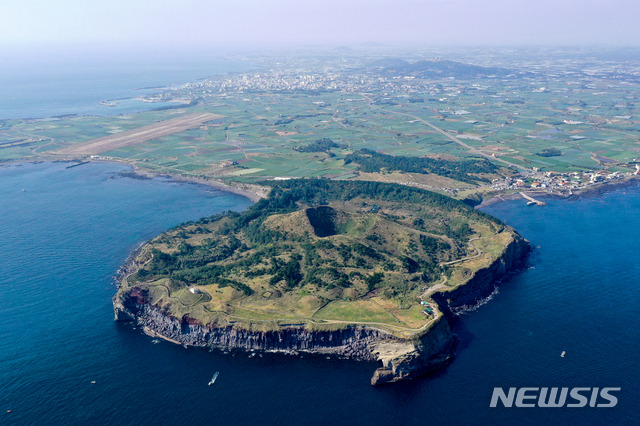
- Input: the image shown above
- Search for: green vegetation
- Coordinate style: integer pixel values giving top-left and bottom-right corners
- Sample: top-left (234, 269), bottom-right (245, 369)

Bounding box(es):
top-left (536, 148), bottom-right (563, 157)
top-left (344, 149), bottom-right (498, 184)
top-left (2, 51), bottom-right (639, 186)
top-left (121, 179), bottom-right (513, 336)
top-left (295, 138), bottom-right (343, 154)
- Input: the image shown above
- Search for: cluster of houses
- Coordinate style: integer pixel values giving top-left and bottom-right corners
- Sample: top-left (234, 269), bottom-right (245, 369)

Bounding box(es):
top-left (492, 169), bottom-right (632, 191)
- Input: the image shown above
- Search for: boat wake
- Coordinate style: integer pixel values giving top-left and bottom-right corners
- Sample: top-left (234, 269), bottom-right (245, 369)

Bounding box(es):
top-left (208, 371), bottom-right (219, 386)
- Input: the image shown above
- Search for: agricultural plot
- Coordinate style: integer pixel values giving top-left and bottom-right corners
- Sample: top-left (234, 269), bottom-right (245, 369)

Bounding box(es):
top-left (2, 51), bottom-right (639, 184)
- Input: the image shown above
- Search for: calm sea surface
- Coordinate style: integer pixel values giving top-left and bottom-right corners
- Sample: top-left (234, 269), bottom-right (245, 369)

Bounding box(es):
top-left (1, 162), bottom-right (638, 425)
top-left (1, 45), bottom-right (638, 425)
top-left (0, 51), bottom-right (251, 120)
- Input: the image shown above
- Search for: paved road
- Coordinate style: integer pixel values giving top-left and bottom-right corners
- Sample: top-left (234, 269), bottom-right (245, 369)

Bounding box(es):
top-left (361, 95), bottom-right (532, 172)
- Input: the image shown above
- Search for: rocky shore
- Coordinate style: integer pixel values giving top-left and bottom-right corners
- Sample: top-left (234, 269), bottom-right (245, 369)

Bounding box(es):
top-left (123, 164), bottom-right (270, 203)
top-left (113, 233), bottom-right (530, 386)
top-left (20, 156), bottom-right (270, 203)
top-left (477, 175), bottom-right (640, 209)
top-left (432, 235), bottom-right (530, 316)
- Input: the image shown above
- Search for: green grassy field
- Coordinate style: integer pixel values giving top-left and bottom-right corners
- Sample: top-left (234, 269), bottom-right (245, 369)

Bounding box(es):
top-left (115, 179), bottom-right (519, 337)
top-left (2, 54), bottom-right (639, 187)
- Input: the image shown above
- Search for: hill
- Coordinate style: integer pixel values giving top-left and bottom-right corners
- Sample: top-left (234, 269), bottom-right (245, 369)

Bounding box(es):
top-left (368, 58), bottom-right (511, 78)
top-left (114, 179), bottom-right (528, 384)
top-left (117, 180), bottom-right (518, 334)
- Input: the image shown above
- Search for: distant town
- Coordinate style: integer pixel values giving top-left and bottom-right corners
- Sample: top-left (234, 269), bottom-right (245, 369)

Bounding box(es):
top-left (2, 47), bottom-right (640, 204)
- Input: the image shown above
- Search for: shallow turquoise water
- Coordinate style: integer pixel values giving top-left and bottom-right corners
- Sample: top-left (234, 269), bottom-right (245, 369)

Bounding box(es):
top-left (1, 162), bottom-right (637, 425)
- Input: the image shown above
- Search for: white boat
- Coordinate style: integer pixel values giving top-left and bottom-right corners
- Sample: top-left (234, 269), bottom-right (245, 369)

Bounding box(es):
top-left (561, 351), bottom-right (566, 358)
top-left (208, 371), bottom-right (219, 385)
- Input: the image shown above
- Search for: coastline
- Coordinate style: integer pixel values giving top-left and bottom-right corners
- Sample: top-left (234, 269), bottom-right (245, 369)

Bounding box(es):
top-left (2, 156), bottom-right (624, 385)
top-left (6, 155), bottom-right (637, 208)
top-left (121, 163), bottom-right (269, 203)
top-left (477, 175), bottom-right (640, 209)
top-left (113, 223), bottom-right (530, 385)
top-left (2, 156), bottom-right (269, 203)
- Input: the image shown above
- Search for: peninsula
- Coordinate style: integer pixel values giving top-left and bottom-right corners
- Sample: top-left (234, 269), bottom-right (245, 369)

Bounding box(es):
top-left (114, 179), bottom-right (529, 384)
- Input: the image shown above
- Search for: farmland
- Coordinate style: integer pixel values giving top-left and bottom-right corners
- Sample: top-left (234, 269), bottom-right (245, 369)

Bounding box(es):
top-left (1, 47), bottom-right (639, 197)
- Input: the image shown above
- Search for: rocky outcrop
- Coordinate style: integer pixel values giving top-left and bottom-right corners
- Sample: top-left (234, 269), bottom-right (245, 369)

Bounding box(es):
top-left (369, 234), bottom-right (529, 385)
top-left (115, 295), bottom-right (399, 361)
top-left (370, 316), bottom-right (457, 385)
top-left (113, 232), bottom-right (529, 386)
top-left (432, 234), bottom-right (530, 316)
top-left (115, 290), bottom-right (459, 385)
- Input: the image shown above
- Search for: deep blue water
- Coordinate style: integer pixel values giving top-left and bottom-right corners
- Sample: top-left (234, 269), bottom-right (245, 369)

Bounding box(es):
top-left (1, 163), bottom-right (638, 425)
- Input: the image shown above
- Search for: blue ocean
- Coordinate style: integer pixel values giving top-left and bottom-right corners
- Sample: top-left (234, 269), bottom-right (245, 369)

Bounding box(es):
top-left (1, 52), bottom-right (638, 424)
top-left (0, 48), bottom-right (251, 120)
top-left (1, 162), bottom-right (638, 425)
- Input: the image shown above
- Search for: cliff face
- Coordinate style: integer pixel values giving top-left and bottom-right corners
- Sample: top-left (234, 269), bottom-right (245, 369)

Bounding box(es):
top-left (115, 297), bottom-right (397, 361)
top-left (369, 234), bottom-right (529, 385)
top-left (432, 234), bottom-right (530, 316)
top-left (369, 316), bottom-right (457, 385)
top-left (113, 232), bottom-right (529, 386)
top-left (115, 290), bottom-right (458, 385)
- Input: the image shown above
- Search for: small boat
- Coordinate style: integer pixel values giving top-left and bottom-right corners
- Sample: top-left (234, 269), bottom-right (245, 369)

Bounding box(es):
top-left (208, 371), bottom-right (219, 385)
top-left (561, 351), bottom-right (566, 358)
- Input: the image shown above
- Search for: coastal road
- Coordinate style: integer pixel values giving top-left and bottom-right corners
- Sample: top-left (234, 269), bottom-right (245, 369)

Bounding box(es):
top-left (421, 234), bottom-right (491, 301)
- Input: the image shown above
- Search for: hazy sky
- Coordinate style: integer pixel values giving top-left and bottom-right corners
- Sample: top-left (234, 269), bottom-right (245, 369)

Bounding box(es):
top-left (1, 0), bottom-right (638, 48)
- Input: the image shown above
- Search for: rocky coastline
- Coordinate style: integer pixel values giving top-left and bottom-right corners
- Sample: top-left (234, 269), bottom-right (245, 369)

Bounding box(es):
top-left (15, 156), bottom-right (270, 203)
top-left (432, 235), bottom-right (530, 316)
top-left (113, 233), bottom-right (530, 386)
top-left (477, 175), bottom-right (640, 209)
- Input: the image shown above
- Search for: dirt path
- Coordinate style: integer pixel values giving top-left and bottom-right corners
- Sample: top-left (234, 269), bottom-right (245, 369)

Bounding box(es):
top-left (422, 235), bottom-right (485, 299)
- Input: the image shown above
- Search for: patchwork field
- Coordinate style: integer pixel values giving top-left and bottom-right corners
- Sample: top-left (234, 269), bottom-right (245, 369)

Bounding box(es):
top-left (2, 50), bottom-right (639, 198)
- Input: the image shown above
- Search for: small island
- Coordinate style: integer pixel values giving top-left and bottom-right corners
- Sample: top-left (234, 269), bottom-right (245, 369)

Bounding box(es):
top-left (114, 179), bottom-right (529, 384)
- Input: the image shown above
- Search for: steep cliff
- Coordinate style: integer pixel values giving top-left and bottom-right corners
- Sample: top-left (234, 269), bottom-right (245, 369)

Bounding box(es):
top-left (113, 232), bottom-right (528, 386)
top-left (369, 316), bottom-right (457, 385)
top-left (113, 180), bottom-right (530, 385)
top-left (114, 291), bottom-right (458, 385)
top-left (432, 234), bottom-right (530, 316)
top-left (115, 294), bottom-right (396, 360)
top-left (369, 234), bottom-right (529, 385)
